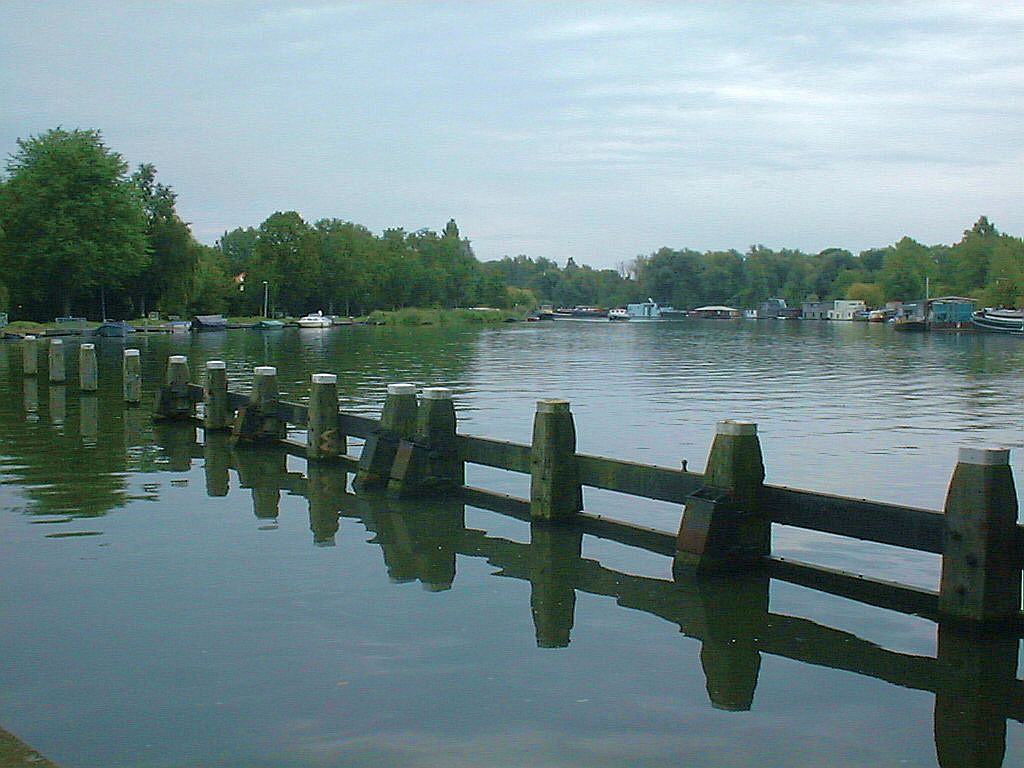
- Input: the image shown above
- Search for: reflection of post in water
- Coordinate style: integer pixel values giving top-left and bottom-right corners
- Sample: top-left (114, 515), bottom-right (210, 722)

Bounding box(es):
top-left (933, 622), bottom-right (1019, 768)
top-left (673, 570), bottom-right (768, 711)
top-left (233, 446), bottom-right (288, 522)
top-left (370, 497), bottom-right (465, 591)
top-left (529, 523), bottom-right (582, 648)
top-left (152, 422), bottom-right (196, 472)
top-left (48, 384), bottom-right (65, 426)
top-left (307, 460), bottom-right (344, 546)
top-left (123, 406), bottom-right (146, 450)
top-left (79, 394), bottom-right (98, 443)
top-left (202, 431), bottom-right (232, 497)
top-left (23, 377), bottom-right (38, 421)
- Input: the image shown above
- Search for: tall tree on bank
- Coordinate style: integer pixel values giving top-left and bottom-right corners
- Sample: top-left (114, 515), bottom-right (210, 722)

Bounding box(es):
top-left (131, 163), bottom-right (197, 316)
top-left (0, 128), bottom-right (148, 319)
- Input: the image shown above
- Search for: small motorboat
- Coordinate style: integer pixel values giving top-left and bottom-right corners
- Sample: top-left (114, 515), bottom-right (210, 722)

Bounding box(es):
top-left (254, 319), bottom-right (285, 330)
top-left (297, 311), bottom-right (333, 328)
top-left (608, 308), bottom-right (630, 321)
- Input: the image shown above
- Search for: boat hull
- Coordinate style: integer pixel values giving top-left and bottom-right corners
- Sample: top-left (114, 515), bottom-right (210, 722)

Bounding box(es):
top-left (971, 310), bottom-right (1024, 334)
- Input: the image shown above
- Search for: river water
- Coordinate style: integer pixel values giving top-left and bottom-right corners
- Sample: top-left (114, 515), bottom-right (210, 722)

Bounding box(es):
top-left (0, 320), bottom-right (1020, 767)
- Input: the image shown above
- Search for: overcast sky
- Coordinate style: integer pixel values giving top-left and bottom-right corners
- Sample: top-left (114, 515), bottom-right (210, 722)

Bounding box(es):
top-left (2, 1), bottom-right (1022, 268)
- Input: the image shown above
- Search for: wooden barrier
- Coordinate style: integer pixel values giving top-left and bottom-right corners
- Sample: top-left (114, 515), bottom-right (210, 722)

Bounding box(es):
top-left (144, 355), bottom-right (1023, 624)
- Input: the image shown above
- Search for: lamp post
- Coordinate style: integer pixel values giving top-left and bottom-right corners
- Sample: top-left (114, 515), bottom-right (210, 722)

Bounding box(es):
top-left (262, 281), bottom-right (269, 319)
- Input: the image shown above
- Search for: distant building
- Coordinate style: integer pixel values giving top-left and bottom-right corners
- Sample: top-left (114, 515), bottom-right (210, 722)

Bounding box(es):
top-left (801, 301), bottom-right (831, 320)
top-left (828, 300), bottom-right (866, 321)
top-left (757, 298), bottom-right (787, 319)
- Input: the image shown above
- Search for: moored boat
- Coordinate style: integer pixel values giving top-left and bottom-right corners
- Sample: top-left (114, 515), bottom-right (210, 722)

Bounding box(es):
top-left (93, 320), bottom-right (134, 337)
top-left (970, 308), bottom-right (1024, 334)
top-left (255, 319), bottom-right (285, 330)
top-left (297, 311), bottom-right (333, 328)
top-left (608, 308), bottom-right (629, 321)
top-left (192, 314), bottom-right (227, 331)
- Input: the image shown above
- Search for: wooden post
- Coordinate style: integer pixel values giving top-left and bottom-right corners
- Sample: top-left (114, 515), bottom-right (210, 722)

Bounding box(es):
top-left (354, 383), bottom-right (418, 490)
top-left (674, 420), bottom-right (768, 575)
top-left (123, 349), bottom-right (142, 404)
top-left (154, 355), bottom-right (194, 420)
top-left (203, 360), bottom-right (230, 431)
top-left (388, 387), bottom-right (463, 497)
top-left (22, 335), bottom-right (38, 376)
top-left (529, 399), bottom-right (582, 522)
top-left (231, 366), bottom-right (286, 443)
top-left (48, 339), bottom-right (66, 383)
top-left (939, 447), bottom-right (1020, 623)
top-left (78, 343), bottom-right (98, 392)
top-left (307, 373), bottom-right (343, 459)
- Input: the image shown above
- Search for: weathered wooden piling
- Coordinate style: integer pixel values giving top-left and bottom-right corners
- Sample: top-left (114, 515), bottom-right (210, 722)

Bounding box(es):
top-left (529, 399), bottom-right (582, 522)
top-left (938, 447), bottom-right (1020, 623)
top-left (22, 335), bottom-right (38, 376)
top-left (307, 373), bottom-right (344, 459)
top-left (78, 343), bottom-right (98, 392)
top-left (388, 387), bottom-right (463, 497)
top-left (675, 420), bottom-right (768, 575)
top-left (123, 349), bottom-right (142, 404)
top-left (231, 366), bottom-right (287, 443)
top-left (354, 383), bottom-right (418, 490)
top-left (203, 361), bottom-right (230, 431)
top-left (48, 339), bottom-right (66, 383)
top-left (154, 355), bottom-right (194, 420)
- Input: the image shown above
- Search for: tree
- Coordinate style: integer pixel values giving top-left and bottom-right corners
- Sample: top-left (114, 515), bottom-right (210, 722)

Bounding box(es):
top-left (0, 128), bottom-right (148, 319)
top-left (250, 212), bottom-right (320, 316)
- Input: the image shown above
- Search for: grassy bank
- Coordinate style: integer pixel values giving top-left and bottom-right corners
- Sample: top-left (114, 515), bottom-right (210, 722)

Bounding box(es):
top-left (360, 307), bottom-right (527, 326)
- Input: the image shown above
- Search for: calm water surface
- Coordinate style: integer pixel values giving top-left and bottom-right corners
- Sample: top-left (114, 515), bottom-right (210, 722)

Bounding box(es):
top-left (0, 321), bottom-right (1020, 767)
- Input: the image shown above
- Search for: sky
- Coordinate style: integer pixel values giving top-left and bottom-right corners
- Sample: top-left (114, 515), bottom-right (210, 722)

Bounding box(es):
top-left (2, 1), bottom-right (1022, 268)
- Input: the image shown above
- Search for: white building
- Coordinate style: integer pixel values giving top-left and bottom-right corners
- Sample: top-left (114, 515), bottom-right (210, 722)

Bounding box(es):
top-left (827, 300), bottom-right (866, 321)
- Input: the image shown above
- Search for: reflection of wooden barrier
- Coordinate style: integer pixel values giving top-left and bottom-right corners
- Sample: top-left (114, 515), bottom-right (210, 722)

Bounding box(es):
top-left (161, 355), bottom-right (1024, 627)
top-left (134, 421), bottom-right (1024, 767)
top-left (148, 424), bottom-right (1024, 768)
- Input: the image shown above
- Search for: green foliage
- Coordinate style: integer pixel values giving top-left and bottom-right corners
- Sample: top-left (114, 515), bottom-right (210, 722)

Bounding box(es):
top-left (0, 127), bottom-right (148, 319)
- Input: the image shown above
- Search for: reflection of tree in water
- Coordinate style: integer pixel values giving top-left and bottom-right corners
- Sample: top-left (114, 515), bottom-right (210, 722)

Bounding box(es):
top-left (0, 361), bottom-right (157, 519)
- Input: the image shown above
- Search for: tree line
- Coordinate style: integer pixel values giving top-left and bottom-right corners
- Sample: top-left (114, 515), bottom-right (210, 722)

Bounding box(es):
top-left (0, 128), bottom-right (517, 320)
top-left (2, 127), bottom-right (1022, 321)
top-left (487, 218), bottom-right (1024, 311)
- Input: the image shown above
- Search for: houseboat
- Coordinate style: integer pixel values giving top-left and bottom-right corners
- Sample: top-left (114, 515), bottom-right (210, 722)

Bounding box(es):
top-left (626, 299), bottom-right (662, 320)
top-left (690, 305), bottom-right (742, 319)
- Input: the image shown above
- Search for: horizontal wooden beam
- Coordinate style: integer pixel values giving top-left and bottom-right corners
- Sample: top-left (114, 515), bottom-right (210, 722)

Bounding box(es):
top-left (577, 453), bottom-right (703, 503)
top-left (763, 485), bottom-right (946, 554)
top-left (458, 434), bottom-right (531, 473)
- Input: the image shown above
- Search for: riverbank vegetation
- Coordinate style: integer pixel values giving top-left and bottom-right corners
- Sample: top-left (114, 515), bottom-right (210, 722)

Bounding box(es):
top-left (2, 127), bottom-right (1022, 322)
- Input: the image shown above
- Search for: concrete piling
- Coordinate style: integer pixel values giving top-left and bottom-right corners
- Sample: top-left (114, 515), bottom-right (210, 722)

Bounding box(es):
top-left (675, 420), bottom-right (768, 575)
top-left (123, 349), bottom-right (142, 404)
top-left (529, 399), bottom-right (582, 522)
top-left (938, 447), bottom-right (1020, 624)
top-left (354, 383), bottom-right (418, 490)
top-left (22, 335), bottom-right (38, 376)
top-left (48, 339), bottom-right (66, 383)
top-left (154, 355), bottom-right (194, 420)
top-left (79, 343), bottom-right (98, 392)
top-left (307, 373), bottom-right (344, 459)
top-left (231, 366), bottom-right (287, 443)
top-left (388, 387), bottom-right (463, 497)
top-left (203, 361), bottom-right (229, 431)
